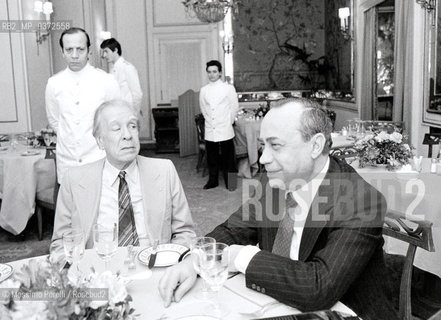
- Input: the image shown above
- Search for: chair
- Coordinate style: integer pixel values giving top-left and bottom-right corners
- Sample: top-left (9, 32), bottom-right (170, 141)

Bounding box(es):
top-left (35, 146), bottom-right (57, 240)
top-left (383, 209), bottom-right (435, 320)
top-left (195, 114), bottom-right (207, 177)
top-left (422, 133), bottom-right (441, 158)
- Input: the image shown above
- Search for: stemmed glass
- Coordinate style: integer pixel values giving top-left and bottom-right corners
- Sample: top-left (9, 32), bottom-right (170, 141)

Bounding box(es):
top-left (93, 223), bottom-right (118, 271)
top-left (190, 236), bottom-right (215, 299)
top-left (62, 229), bottom-right (85, 275)
top-left (199, 242), bottom-right (230, 317)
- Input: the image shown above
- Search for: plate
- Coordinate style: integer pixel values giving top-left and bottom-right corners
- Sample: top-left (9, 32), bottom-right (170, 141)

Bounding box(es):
top-left (21, 150), bottom-right (40, 156)
top-left (0, 264), bottom-right (13, 282)
top-left (175, 316), bottom-right (218, 320)
top-left (0, 146), bottom-right (8, 151)
top-left (138, 243), bottom-right (188, 267)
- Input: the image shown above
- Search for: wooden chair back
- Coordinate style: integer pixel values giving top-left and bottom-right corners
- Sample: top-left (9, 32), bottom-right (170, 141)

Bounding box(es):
top-left (194, 114), bottom-right (207, 176)
top-left (383, 209), bottom-right (435, 320)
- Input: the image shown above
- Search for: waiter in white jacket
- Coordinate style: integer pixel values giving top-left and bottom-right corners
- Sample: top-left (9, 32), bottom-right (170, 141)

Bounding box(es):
top-left (101, 38), bottom-right (143, 113)
top-left (199, 60), bottom-right (239, 191)
top-left (45, 27), bottom-right (121, 185)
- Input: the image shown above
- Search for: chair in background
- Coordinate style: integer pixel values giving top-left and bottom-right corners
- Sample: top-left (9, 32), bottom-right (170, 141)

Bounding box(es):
top-left (383, 209), bottom-right (435, 320)
top-left (422, 133), bottom-right (441, 158)
top-left (35, 147), bottom-right (57, 240)
top-left (195, 114), bottom-right (207, 177)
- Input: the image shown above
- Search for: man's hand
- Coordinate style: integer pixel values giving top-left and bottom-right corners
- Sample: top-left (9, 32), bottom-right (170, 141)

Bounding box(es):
top-left (158, 258), bottom-right (197, 307)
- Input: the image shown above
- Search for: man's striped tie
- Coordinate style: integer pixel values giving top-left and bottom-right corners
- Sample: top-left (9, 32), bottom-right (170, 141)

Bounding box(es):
top-left (118, 171), bottom-right (139, 246)
top-left (272, 193), bottom-right (297, 257)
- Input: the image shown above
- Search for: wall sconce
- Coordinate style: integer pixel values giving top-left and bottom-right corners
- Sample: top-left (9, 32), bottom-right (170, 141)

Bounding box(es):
top-left (338, 7), bottom-right (351, 40)
top-left (416, 0), bottom-right (436, 12)
top-left (220, 30), bottom-right (234, 54)
top-left (34, 0), bottom-right (53, 48)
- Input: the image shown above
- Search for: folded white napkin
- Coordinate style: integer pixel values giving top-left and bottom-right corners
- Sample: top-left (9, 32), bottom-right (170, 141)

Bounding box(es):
top-left (224, 274), bottom-right (356, 316)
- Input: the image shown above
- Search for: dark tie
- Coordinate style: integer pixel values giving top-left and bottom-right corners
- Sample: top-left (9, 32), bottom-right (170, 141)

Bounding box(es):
top-left (272, 193), bottom-right (297, 257)
top-left (118, 171), bottom-right (139, 246)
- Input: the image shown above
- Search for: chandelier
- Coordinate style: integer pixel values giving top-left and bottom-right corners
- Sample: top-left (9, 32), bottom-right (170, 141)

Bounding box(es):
top-left (182, 0), bottom-right (240, 24)
top-left (415, 0), bottom-right (436, 11)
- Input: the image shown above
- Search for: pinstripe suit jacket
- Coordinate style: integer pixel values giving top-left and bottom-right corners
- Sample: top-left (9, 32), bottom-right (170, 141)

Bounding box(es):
top-left (208, 157), bottom-right (399, 320)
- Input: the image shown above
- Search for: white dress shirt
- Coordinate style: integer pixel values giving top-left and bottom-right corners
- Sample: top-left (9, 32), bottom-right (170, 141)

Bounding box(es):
top-left (45, 63), bottom-right (121, 183)
top-left (111, 57), bottom-right (143, 112)
top-left (199, 79), bottom-right (239, 142)
top-left (234, 157), bottom-right (331, 273)
top-left (97, 159), bottom-right (147, 240)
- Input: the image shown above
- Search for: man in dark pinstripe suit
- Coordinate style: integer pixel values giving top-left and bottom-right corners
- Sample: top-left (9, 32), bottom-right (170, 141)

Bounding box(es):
top-left (159, 98), bottom-right (399, 320)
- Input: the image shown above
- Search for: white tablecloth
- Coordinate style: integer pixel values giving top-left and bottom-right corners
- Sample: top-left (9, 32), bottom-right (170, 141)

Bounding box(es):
top-left (7, 248), bottom-right (355, 319)
top-left (0, 145), bottom-right (55, 235)
top-left (354, 159), bottom-right (441, 278)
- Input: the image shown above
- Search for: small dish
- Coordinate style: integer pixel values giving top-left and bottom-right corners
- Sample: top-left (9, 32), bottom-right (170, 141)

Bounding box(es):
top-left (21, 150), bottom-right (40, 156)
top-left (0, 146), bottom-right (8, 151)
top-left (138, 243), bottom-right (188, 267)
top-left (0, 263), bottom-right (13, 283)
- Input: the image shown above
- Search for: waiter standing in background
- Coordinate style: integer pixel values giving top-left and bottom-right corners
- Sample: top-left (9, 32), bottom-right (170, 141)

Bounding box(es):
top-left (199, 60), bottom-right (239, 191)
top-left (45, 27), bottom-right (121, 185)
top-left (100, 38), bottom-right (143, 114)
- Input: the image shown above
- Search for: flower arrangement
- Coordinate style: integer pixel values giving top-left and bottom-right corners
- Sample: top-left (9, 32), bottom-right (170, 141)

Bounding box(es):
top-left (354, 131), bottom-right (413, 170)
top-left (254, 103), bottom-right (270, 119)
top-left (181, 0), bottom-right (241, 23)
top-left (0, 259), bottom-right (136, 320)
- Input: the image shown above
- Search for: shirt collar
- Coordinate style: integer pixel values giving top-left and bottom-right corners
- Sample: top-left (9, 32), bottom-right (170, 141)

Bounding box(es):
top-left (287, 156), bottom-right (330, 207)
top-left (114, 56), bottom-right (124, 68)
top-left (66, 63), bottom-right (91, 77)
top-left (103, 158), bottom-right (138, 187)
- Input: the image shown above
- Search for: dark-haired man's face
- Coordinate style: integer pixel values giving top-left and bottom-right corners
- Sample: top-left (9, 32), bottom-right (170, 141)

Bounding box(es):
top-left (102, 47), bottom-right (119, 64)
top-left (61, 32), bottom-right (89, 72)
top-left (207, 65), bottom-right (221, 83)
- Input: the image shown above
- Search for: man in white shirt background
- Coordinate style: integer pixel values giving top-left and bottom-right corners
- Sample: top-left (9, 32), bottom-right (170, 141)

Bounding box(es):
top-left (45, 27), bottom-right (121, 185)
top-left (100, 38), bottom-right (143, 114)
top-left (199, 60), bottom-right (239, 191)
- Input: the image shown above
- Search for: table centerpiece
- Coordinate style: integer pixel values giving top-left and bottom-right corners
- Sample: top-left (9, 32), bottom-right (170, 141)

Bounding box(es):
top-left (0, 258), bottom-right (136, 320)
top-left (354, 130), bottom-right (412, 170)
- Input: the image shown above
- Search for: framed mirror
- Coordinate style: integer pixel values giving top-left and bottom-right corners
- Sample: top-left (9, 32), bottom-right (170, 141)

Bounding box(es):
top-left (423, 0), bottom-right (441, 126)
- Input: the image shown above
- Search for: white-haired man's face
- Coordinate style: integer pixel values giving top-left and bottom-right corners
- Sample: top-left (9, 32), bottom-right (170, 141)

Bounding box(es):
top-left (96, 104), bottom-right (140, 170)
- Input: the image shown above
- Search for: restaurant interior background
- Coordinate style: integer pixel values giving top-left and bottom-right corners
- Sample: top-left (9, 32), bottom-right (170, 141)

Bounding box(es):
top-left (2, 0), bottom-right (441, 157)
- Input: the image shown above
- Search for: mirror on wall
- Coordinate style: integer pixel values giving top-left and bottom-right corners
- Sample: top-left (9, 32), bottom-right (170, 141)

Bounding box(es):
top-left (423, 0), bottom-right (441, 126)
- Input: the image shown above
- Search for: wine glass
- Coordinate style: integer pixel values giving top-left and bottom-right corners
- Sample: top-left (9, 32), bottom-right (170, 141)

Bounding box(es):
top-left (93, 223), bottom-right (117, 271)
top-left (190, 237), bottom-right (216, 299)
top-left (199, 242), bottom-right (230, 317)
top-left (62, 229), bottom-right (85, 277)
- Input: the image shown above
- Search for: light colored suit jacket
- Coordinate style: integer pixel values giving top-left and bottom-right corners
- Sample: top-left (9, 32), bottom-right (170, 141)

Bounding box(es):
top-left (50, 156), bottom-right (196, 256)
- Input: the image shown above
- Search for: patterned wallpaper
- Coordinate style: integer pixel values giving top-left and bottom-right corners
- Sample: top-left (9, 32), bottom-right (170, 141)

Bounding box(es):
top-left (232, 0), bottom-right (352, 93)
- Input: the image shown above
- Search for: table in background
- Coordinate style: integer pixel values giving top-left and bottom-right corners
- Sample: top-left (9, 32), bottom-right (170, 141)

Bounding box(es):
top-left (0, 145), bottom-right (55, 235)
top-left (354, 158), bottom-right (441, 278)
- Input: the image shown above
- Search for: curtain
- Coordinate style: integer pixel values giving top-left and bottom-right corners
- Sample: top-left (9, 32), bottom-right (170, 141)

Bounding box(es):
top-left (393, 0), bottom-right (414, 134)
top-left (360, 8), bottom-right (377, 120)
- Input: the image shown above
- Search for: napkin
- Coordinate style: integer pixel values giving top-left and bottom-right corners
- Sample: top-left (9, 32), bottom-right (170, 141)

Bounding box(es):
top-left (224, 274), bottom-right (356, 316)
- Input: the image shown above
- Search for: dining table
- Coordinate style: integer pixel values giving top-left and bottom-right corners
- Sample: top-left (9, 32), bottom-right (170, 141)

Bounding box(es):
top-left (5, 247), bottom-right (357, 320)
top-left (0, 143), bottom-right (55, 235)
top-left (353, 158), bottom-right (441, 278)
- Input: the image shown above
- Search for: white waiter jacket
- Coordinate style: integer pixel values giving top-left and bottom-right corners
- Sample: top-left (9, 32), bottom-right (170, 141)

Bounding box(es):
top-left (45, 63), bottom-right (121, 183)
top-left (199, 79), bottom-right (239, 142)
top-left (111, 57), bottom-right (143, 112)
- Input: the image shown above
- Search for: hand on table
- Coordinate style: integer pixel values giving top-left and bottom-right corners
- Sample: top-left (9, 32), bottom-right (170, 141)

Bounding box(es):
top-left (158, 258), bottom-right (197, 307)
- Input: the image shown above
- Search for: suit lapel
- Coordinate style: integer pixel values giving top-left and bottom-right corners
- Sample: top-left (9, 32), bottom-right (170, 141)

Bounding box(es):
top-left (137, 156), bottom-right (162, 243)
top-left (74, 159), bottom-right (105, 246)
top-left (298, 158), bottom-right (342, 261)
